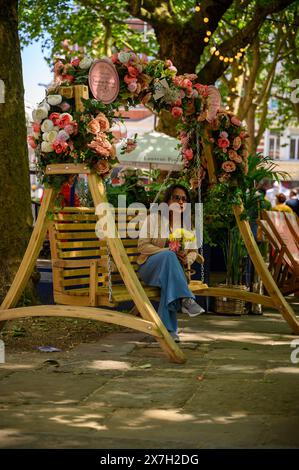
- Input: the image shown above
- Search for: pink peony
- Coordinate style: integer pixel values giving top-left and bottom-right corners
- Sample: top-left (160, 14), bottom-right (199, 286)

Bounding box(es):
top-left (231, 116), bottom-right (241, 126)
top-left (171, 106), bottom-right (183, 118)
top-left (53, 139), bottom-right (68, 154)
top-left (64, 122), bottom-right (78, 135)
top-left (222, 161), bottom-right (236, 172)
top-left (217, 137), bottom-right (230, 149)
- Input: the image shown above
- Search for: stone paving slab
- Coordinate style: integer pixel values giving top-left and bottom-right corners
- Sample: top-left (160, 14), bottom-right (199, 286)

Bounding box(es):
top-left (1, 310), bottom-right (299, 449)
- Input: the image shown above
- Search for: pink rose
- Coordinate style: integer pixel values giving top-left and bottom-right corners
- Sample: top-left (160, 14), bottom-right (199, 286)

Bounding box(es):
top-left (64, 122), bottom-right (78, 135)
top-left (173, 99), bottom-right (182, 107)
top-left (239, 131), bottom-right (247, 139)
top-left (128, 81), bottom-right (138, 93)
top-left (171, 106), bottom-right (183, 118)
top-left (169, 65), bottom-right (177, 73)
top-left (124, 74), bottom-right (137, 85)
top-left (182, 79), bottom-right (192, 88)
top-left (71, 58), bottom-right (80, 67)
top-left (165, 59), bottom-right (173, 68)
top-left (217, 137), bottom-right (230, 149)
top-left (60, 101), bottom-right (71, 112)
top-left (32, 122), bottom-right (40, 133)
top-left (231, 116), bottom-right (241, 126)
top-left (222, 161), bottom-right (236, 173)
top-left (62, 74), bottom-right (74, 83)
top-left (49, 112), bottom-right (60, 126)
top-left (53, 140), bottom-right (68, 154)
top-left (194, 84), bottom-right (209, 98)
top-left (27, 135), bottom-right (37, 149)
top-left (111, 53), bottom-right (119, 63)
top-left (58, 113), bottom-right (72, 128)
top-left (184, 148), bottom-right (194, 160)
top-left (220, 131), bottom-right (228, 139)
top-left (169, 240), bottom-right (181, 252)
top-left (127, 66), bottom-right (139, 78)
top-left (179, 89), bottom-right (185, 99)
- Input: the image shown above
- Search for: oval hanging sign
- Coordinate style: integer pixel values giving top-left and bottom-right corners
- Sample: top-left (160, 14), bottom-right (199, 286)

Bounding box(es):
top-left (88, 59), bottom-right (120, 104)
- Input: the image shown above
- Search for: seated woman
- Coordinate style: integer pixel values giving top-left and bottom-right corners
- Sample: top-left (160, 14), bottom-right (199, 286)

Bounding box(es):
top-left (137, 184), bottom-right (204, 343)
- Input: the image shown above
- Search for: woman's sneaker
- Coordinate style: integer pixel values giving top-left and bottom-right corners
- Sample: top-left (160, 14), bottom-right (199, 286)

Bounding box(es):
top-left (169, 332), bottom-right (180, 343)
top-left (181, 298), bottom-right (205, 317)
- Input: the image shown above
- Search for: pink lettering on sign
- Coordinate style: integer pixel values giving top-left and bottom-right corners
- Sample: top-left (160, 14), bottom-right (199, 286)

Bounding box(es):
top-left (88, 59), bottom-right (120, 104)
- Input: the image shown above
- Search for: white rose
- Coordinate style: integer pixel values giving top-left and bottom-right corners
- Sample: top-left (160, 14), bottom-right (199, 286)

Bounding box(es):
top-left (53, 126), bottom-right (59, 132)
top-left (41, 119), bottom-right (54, 132)
top-left (118, 52), bottom-right (131, 64)
top-left (47, 94), bottom-right (62, 106)
top-left (32, 106), bottom-right (48, 123)
top-left (42, 132), bottom-right (49, 141)
top-left (79, 56), bottom-right (93, 69)
top-left (41, 100), bottom-right (51, 111)
top-left (41, 141), bottom-right (53, 152)
top-left (57, 130), bottom-right (70, 141)
top-left (46, 130), bottom-right (58, 143)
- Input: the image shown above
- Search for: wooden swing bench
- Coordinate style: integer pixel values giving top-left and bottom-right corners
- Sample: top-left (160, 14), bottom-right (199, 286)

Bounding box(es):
top-left (1, 163), bottom-right (299, 364)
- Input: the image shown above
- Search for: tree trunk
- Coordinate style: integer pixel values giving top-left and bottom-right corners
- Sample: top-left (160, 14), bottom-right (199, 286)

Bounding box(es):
top-left (0, 0), bottom-right (34, 303)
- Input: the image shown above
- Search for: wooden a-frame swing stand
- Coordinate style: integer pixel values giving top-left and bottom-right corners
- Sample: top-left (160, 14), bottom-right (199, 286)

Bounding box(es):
top-left (1, 142), bottom-right (299, 364)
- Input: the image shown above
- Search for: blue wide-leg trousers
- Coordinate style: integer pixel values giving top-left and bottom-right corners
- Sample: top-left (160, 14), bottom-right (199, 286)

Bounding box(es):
top-left (138, 250), bottom-right (195, 333)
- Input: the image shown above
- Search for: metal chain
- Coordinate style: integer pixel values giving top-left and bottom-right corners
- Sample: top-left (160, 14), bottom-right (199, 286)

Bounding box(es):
top-left (196, 128), bottom-right (205, 283)
top-left (106, 242), bottom-right (113, 302)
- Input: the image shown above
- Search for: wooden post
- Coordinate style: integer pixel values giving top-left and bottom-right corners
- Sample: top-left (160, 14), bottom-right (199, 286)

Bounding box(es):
top-left (88, 172), bottom-right (187, 363)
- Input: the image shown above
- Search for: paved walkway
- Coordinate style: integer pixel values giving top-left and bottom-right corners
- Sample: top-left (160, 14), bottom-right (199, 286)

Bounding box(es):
top-left (1, 306), bottom-right (299, 449)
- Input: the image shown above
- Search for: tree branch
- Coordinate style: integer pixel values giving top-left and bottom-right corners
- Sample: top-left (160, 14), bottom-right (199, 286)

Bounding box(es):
top-left (197, 0), bottom-right (295, 84)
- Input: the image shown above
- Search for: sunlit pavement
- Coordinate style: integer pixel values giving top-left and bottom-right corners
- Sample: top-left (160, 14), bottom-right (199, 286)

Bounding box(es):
top-left (0, 300), bottom-right (299, 449)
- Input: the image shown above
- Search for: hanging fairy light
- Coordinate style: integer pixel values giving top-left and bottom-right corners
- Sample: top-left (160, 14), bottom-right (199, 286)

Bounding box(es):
top-left (203, 17), bottom-right (209, 23)
top-left (206, 31), bottom-right (211, 36)
top-left (204, 37), bottom-right (210, 43)
top-left (195, 5), bottom-right (201, 12)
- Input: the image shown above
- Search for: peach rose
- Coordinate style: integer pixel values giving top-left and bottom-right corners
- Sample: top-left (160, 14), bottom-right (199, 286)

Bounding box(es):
top-left (233, 136), bottom-right (242, 150)
top-left (95, 112), bottom-right (110, 132)
top-left (87, 119), bottom-right (101, 134)
top-left (95, 159), bottom-right (110, 175)
top-left (228, 149), bottom-right (242, 163)
top-left (222, 161), bottom-right (236, 172)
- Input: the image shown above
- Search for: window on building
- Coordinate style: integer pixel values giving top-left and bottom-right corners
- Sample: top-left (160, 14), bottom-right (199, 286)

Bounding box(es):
top-left (290, 137), bottom-right (299, 159)
top-left (269, 133), bottom-right (280, 159)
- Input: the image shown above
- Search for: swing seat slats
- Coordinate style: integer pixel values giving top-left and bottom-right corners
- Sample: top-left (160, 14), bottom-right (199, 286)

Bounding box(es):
top-left (49, 207), bottom-right (207, 308)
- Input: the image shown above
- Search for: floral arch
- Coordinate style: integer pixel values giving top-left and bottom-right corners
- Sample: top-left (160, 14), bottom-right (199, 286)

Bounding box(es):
top-left (28, 50), bottom-right (249, 193)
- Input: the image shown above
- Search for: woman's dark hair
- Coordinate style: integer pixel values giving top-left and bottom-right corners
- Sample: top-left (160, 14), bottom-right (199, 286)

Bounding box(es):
top-left (276, 193), bottom-right (286, 204)
top-left (163, 184), bottom-right (191, 204)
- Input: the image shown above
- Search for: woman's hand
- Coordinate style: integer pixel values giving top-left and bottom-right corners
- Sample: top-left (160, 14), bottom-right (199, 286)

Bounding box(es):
top-left (176, 250), bottom-right (188, 266)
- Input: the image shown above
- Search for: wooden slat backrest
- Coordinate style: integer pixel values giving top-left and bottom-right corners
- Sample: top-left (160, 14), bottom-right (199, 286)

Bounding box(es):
top-left (50, 207), bottom-right (147, 292)
top-left (263, 211), bottom-right (299, 263)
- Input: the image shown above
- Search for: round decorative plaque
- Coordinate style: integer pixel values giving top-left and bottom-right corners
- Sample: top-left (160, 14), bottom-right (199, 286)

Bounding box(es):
top-left (88, 59), bottom-right (120, 104)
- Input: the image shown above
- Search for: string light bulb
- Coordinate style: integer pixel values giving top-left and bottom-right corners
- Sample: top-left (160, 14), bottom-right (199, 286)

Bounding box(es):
top-left (203, 17), bottom-right (209, 23)
top-left (215, 50), bottom-right (220, 56)
top-left (232, 87), bottom-right (236, 92)
top-left (206, 31), bottom-right (211, 36)
top-left (224, 57), bottom-right (229, 62)
top-left (219, 55), bottom-right (224, 61)
top-left (204, 37), bottom-right (209, 43)
top-left (238, 65), bottom-right (242, 70)
top-left (195, 5), bottom-right (201, 12)
top-left (229, 58), bottom-right (234, 63)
